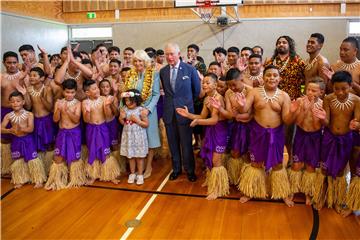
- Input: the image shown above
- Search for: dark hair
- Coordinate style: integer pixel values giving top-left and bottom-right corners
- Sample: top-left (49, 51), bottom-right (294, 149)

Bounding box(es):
top-left (83, 79), bottom-right (97, 91)
top-left (273, 35), bottom-right (297, 60)
top-left (81, 58), bottom-right (93, 67)
top-left (343, 37), bottom-right (359, 50)
top-left (225, 68), bottom-right (241, 81)
top-left (241, 47), bottom-right (253, 53)
top-left (60, 47), bottom-right (67, 54)
top-left (110, 59), bottom-right (122, 66)
top-left (156, 49), bottom-right (164, 56)
top-left (62, 79), bottom-right (77, 90)
top-left (50, 54), bottom-right (60, 62)
top-left (213, 47), bottom-right (227, 56)
top-left (9, 90), bottom-right (24, 100)
top-left (204, 73), bottom-right (218, 82)
top-left (124, 47), bottom-right (135, 53)
top-left (249, 53), bottom-right (262, 62)
top-left (108, 46), bottom-right (120, 54)
top-left (72, 51), bottom-right (81, 59)
top-left (122, 89), bottom-right (143, 107)
top-left (308, 77), bottom-right (325, 91)
top-left (310, 33), bottom-right (325, 44)
top-left (209, 61), bottom-right (221, 68)
top-left (263, 64), bottom-right (279, 75)
top-left (18, 44), bottom-right (34, 52)
top-left (218, 76), bottom-right (226, 82)
top-left (30, 67), bottom-right (45, 78)
top-left (331, 71), bottom-right (352, 85)
top-left (227, 46), bottom-right (240, 55)
top-left (197, 56), bottom-right (204, 64)
top-left (252, 45), bottom-right (264, 55)
top-left (95, 43), bottom-right (106, 51)
top-left (147, 52), bottom-right (155, 59)
top-left (187, 44), bottom-right (200, 53)
top-left (3, 51), bottom-right (18, 62)
top-left (145, 47), bottom-right (156, 54)
top-left (121, 67), bottom-right (131, 73)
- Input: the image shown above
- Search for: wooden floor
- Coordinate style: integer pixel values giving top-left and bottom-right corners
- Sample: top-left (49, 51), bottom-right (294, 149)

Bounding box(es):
top-left (1, 156), bottom-right (360, 240)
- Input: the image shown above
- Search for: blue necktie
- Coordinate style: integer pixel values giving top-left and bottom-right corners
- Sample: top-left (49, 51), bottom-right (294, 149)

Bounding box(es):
top-left (170, 67), bottom-right (177, 91)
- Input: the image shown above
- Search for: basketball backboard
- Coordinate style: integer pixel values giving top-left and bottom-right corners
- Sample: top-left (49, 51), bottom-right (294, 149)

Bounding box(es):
top-left (174, 0), bottom-right (243, 8)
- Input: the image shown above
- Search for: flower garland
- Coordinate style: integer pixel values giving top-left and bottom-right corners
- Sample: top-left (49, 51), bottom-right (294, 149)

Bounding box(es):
top-left (125, 67), bottom-right (154, 101)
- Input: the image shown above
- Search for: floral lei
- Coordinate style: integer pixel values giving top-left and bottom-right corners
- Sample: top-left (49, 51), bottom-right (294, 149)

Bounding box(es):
top-left (125, 67), bottom-right (154, 101)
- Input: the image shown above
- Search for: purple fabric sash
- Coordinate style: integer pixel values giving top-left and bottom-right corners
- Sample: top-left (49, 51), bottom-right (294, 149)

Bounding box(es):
top-left (34, 114), bottom-right (55, 151)
top-left (54, 126), bottom-right (82, 165)
top-left (11, 134), bottom-right (38, 162)
top-left (200, 120), bottom-right (228, 168)
top-left (86, 122), bottom-right (111, 164)
top-left (321, 128), bottom-right (352, 178)
top-left (249, 120), bottom-right (284, 171)
top-left (106, 118), bottom-right (120, 147)
top-left (230, 121), bottom-right (250, 155)
top-left (293, 127), bottom-right (322, 168)
top-left (1, 107), bottom-right (12, 141)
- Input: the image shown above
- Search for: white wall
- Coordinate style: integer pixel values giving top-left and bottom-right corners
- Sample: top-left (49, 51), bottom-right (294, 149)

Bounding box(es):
top-left (1, 12), bottom-right (68, 63)
top-left (113, 18), bottom-right (351, 65)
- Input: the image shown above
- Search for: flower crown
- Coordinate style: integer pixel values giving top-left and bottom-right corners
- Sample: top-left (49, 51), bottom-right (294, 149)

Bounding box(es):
top-left (121, 91), bottom-right (141, 98)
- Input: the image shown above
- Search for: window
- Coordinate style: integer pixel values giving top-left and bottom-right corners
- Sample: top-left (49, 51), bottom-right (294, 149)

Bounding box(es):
top-left (349, 21), bottom-right (360, 35)
top-left (71, 27), bottom-right (112, 39)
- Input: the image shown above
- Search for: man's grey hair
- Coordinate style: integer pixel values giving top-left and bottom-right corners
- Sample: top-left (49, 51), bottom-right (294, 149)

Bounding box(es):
top-left (165, 43), bottom-right (180, 54)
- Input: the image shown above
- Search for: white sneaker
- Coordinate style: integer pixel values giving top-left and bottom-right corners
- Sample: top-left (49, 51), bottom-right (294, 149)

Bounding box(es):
top-left (136, 175), bottom-right (144, 185)
top-left (128, 173), bottom-right (136, 184)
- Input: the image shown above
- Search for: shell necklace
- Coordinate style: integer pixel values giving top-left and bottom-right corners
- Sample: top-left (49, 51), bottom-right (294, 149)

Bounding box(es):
top-left (331, 95), bottom-right (353, 111)
top-left (9, 110), bottom-right (28, 124)
top-left (29, 85), bottom-right (44, 97)
top-left (65, 71), bottom-right (81, 81)
top-left (88, 97), bottom-right (103, 108)
top-left (338, 59), bottom-right (360, 72)
top-left (66, 98), bottom-right (78, 107)
top-left (305, 53), bottom-right (320, 71)
top-left (273, 56), bottom-right (290, 73)
top-left (248, 72), bottom-right (263, 82)
top-left (4, 71), bottom-right (22, 81)
top-left (260, 85), bottom-right (280, 103)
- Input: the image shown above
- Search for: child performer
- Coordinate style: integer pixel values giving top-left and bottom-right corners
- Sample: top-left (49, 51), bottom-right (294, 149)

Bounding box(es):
top-left (313, 71), bottom-right (360, 213)
top-left (82, 80), bottom-right (120, 185)
top-left (210, 68), bottom-right (252, 186)
top-left (237, 65), bottom-right (295, 207)
top-left (99, 79), bottom-right (125, 172)
top-left (45, 79), bottom-right (85, 190)
top-left (288, 77), bottom-right (324, 205)
top-left (1, 91), bottom-right (46, 188)
top-left (17, 67), bottom-right (54, 175)
top-left (177, 73), bottom-right (229, 200)
top-left (119, 89), bottom-right (149, 185)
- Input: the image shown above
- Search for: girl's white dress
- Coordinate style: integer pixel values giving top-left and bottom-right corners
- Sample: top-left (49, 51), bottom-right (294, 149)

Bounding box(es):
top-left (120, 106), bottom-right (148, 158)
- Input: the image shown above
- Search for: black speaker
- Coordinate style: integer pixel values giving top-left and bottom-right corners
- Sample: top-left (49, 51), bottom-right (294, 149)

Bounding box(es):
top-left (217, 16), bottom-right (228, 26)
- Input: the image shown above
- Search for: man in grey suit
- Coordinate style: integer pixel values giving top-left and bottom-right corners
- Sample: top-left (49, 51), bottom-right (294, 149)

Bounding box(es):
top-left (160, 43), bottom-right (201, 182)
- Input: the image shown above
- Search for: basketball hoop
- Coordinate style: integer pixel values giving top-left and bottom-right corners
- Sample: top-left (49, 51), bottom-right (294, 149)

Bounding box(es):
top-left (196, 0), bottom-right (218, 22)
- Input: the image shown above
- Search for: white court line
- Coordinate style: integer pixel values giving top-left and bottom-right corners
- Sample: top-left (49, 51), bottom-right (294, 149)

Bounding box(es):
top-left (120, 170), bottom-right (172, 240)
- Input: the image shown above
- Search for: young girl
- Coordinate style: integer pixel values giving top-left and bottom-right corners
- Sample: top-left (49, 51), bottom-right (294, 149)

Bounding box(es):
top-left (176, 73), bottom-right (229, 200)
top-left (119, 89), bottom-right (149, 185)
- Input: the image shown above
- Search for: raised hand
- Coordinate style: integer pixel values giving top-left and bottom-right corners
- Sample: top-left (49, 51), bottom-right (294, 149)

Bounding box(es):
top-left (84, 100), bottom-right (91, 112)
top-left (104, 96), bottom-right (114, 106)
top-left (73, 43), bottom-right (80, 52)
top-left (37, 45), bottom-right (47, 56)
top-left (312, 107), bottom-right (326, 120)
top-left (349, 118), bottom-right (360, 130)
top-left (190, 119), bottom-right (199, 127)
top-left (236, 57), bottom-right (248, 72)
top-left (55, 99), bottom-right (64, 111)
top-left (209, 97), bottom-right (221, 110)
top-left (321, 66), bottom-right (334, 81)
top-left (15, 84), bottom-right (27, 95)
top-left (235, 92), bottom-right (246, 107)
top-left (176, 106), bottom-right (189, 118)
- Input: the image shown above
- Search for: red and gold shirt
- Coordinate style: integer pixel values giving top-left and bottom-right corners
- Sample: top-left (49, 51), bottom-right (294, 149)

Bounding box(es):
top-left (265, 55), bottom-right (305, 100)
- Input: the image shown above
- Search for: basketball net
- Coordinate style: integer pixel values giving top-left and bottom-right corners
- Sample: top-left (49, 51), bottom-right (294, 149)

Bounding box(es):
top-left (196, 0), bottom-right (217, 22)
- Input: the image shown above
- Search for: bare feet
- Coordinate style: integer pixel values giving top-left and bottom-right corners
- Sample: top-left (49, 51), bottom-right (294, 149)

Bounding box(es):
top-left (283, 197), bottom-right (294, 207)
top-left (305, 195), bottom-right (312, 206)
top-left (239, 196), bottom-right (251, 204)
top-left (34, 183), bottom-right (43, 188)
top-left (14, 184), bottom-right (23, 189)
top-left (111, 179), bottom-right (119, 184)
top-left (144, 167), bottom-right (152, 179)
top-left (44, 184), bottom-right (55, 191)
top-left (206, 192), bottom-right (218, 200)
top-left (85, 178), bottom-right (95, 186)
top-left (289, 194), bottom-right (294, 201)
top-left (334, 204), bottom-right (343, 214)
top-left (340, 209), bottom-right (353, 218)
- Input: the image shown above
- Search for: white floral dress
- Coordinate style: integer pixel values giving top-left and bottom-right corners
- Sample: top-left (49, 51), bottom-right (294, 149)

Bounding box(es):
top-left (120, 106), bottom-right (148, 158)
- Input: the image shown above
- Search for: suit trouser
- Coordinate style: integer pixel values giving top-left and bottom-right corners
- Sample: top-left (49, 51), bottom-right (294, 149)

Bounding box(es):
top-left (165, 114), bottom-right (195, 174)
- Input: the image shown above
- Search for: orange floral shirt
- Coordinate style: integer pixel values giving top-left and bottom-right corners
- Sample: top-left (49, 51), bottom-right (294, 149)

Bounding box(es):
top-left (265, 55), bottom-right (305, 100)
